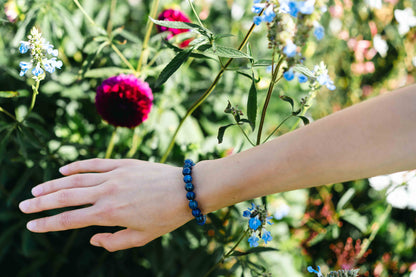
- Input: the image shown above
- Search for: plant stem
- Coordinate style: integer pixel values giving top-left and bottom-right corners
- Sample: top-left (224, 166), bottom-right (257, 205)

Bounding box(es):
top-left (187, 0), bottom-right (205, 28)
top-left (262, 114), bottom-right (294, 143)
top-left (256, 57), bottom-right (284, 145)
top-left (105, 128), bottom-right (118, 159)
top-left (289, 90), bottom-right (317, 132)
top-left (160, 21), bottom-right (258, 163)
top-left (237, 124), bottom-right (255, 146)
top-left (136, 0), bottom-right (160, 74)
top-left (111, 43), bottom-right (136, 73)
top-left (107, 0), bottom-right (118, 36)
top-left (203, 228), bottom-right (250, 277)
top-left (73, 0), bottom-right (98, 27)
top-left (126, 128), bottom-right (143, 158)
top-left (0, 106), bottom-right (17, 121)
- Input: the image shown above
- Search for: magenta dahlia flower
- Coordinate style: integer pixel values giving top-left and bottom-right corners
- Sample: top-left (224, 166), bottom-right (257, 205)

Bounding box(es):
top-left (157, 9), bottom-right (192, 48)
top-left (95, 74), bottom-right (153, 128)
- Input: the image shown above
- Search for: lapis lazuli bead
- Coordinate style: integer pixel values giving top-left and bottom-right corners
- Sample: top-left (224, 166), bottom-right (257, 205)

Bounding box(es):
top-left (196, 215), bottom-right (206, 225)
top-left (192, 208), bottom-right (201, 217)
top-left (186, 191), bottom-right (196, 200)
top-left (183, 163), bottom-right (192, 169)
top-left (182, 167), bottom-right (191, 176)
top-left (183, 175), bottom-right (192, 183)
top-left (185, 182), bottom-right (194, 192)
top-left (189, 200), bottom-right (198, 210)
top-left (184, 159), bottom-right (194, 165)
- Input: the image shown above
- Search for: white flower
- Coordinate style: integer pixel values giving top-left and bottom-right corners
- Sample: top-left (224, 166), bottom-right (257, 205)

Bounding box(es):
top-left (394, 8), bottom-right (416, 35)
top-left (365, 0), bottom-right (382, 9)
top-left (373, 34), bottom-right (388, 57)
top-left (410, 270), bottom-right (416, 277)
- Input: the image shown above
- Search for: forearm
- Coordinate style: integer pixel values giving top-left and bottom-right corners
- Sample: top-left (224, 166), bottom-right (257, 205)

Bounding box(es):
top-left (196, 84), bottom-right (416, 213)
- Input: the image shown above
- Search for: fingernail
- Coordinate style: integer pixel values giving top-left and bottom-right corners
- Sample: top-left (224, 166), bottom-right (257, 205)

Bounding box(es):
top-left (32, 186), bottom-right (42, 196)
top-left (59, 166), bottom-right (68, 175)
top-left (90, 240), bottom-right (100, 247)
top-left (27, 221), bottom-right (37, 231)
top-left (19, 201), bottom-right (30, 212)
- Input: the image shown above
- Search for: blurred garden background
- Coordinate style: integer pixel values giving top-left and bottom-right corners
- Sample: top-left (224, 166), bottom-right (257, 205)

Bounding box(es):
top-left (0, 0), bottom-right (416, 276)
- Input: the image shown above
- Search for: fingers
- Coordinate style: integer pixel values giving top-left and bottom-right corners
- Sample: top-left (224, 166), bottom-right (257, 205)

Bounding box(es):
top-left (25, 206), bottom-right (100, 232)
top-left (90, 229), bottom-right (148, 252)
top-left (59, 158), bottom-right (133, 176)
top-left (20, 187), bottom-right (100, 214)
top-left (31, 173), bottom-right (108, 197)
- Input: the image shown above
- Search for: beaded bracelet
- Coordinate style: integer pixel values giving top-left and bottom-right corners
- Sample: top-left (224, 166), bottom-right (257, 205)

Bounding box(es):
top-left (183, 159), bottom-right (206, 225)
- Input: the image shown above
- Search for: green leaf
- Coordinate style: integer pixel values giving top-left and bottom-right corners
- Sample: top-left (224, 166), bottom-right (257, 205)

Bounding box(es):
top-left (297, 115), bottom-right (310, 125)
top-left (231, 247), bottom-right (279, 257)
top-left (336, 188), bottom-right (356, 211)
top-left (340, 209), bottom-right (368, 233)
top-left (280, 95), bottom-right (294, 111)
top-left (156, 49), bottom-right (192, 87)
top-left (247, 79), bottom-right (257, 131)
top-left (207, 45), bottom-right (252, 59)
top-left (150, 18), bottom-right (211, 36)
top-left (217, 124), bottom-right (235, 144)
top-left (78, 41), bottom-right (109, 79)
top-left (0, 91), bottom-right (19, 98)
top-left (293, 64), bottom-right (315, 78)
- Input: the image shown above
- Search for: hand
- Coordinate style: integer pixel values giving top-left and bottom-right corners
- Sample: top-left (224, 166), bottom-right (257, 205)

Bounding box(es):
top-left (19, 159), bottom-right (193, 252)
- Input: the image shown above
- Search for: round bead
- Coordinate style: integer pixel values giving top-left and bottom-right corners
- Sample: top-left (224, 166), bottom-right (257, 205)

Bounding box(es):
top-left (186, 191), bottom-right (196, 200)
top-left (195, 215), bottom-right (206, 225)
top-left (192, 208), bottom-right (201, 217)
top-left (183, 175), bottom-right (192, 183)
top-left (189, 200), bottom-right (198, 210)
top-left (184, 159), bottom-right (194, 165)
top-left (182, 167), bottom-right (191, 176)
top-left (183, 163), bottom-right (192, 169)
top-left (185, 182), bottom-right (194, 192)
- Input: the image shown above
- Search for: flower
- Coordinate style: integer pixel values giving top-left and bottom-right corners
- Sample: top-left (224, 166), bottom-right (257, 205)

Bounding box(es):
top-left (252, 1), bottom-right (276, 25)
top-left (157, 9), bottom-right (192, 48)
top-left (297, 73), bottom-right (308, 83)
top-left (95, 74), bottom-right (153, 128)
top-left (274, 203), bottom-right (290, 220)
top-left (313, 62), bottom-right (336, 90)
top-left (394, 8), bottom-right (416, 36)
top-left (248, 234), bottom-right (259, 247)
top-left (373, 34), bottom-right (388, 58)
top-left (307, 266), bottom-right (323, 277)
top-left (18, 27), bottom-right (62, 81)
top-left (283, 68), bottom-right (295, 81)
top-left (313, 25), bottom-right (325, 40)
top-left (243, 202), bottom-right (274, 247)
top-left (4, 0), bottom-right (19, 23)
top-left (279, 0), bottom-right (315, 17)
top-left (283, 39), bottom-right (297, 57)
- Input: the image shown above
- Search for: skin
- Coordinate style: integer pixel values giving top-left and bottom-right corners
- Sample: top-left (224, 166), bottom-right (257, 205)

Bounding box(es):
top-left (19, 84), bottom-right (416, 252)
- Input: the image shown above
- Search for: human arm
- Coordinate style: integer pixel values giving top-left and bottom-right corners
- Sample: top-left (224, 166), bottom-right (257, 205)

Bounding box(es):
top-left (19, 84), bottom-right (416, 251)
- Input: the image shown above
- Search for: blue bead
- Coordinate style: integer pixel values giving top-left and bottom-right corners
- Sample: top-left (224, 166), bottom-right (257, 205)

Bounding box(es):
top-left (192, 208), bottom-right (201, 217)
top-left (186, 191), bottom-right (196, 200)
top-left (196, 215), bottom-right (206, 225)
top-left (182, 167), bottom-right (191, 176)
top-left (185, 182), bottom-right (194, 191)
top-left (183, 163), bottom-right (192, 169)
top-left (184, 159), bottom-right (194, 165)
top-left (189, 200), bottom-right (198, 210)
top-left (183, 175), bottom-right (192, 183)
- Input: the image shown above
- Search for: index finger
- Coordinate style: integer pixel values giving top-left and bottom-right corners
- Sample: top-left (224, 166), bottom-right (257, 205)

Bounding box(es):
top-left (59, 158), bottom-right (133, 175)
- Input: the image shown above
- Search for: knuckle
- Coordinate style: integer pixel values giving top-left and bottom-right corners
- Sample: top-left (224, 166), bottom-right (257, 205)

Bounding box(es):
top-left (58, 213), bottom-right (72, 229)
top-left (56, 190), bottom-right (70, 205)
top-left (72, 174), bottom-right (84, 187)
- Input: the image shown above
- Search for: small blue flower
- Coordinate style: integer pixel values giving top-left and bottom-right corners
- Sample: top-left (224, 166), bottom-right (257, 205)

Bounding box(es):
top-left (314, 25), bottom-right (325, 40)
top-left (253, 15), bottom-right (263, 25)
top-left (248, 234), bottom-right (259, 247)
top-left (243, 210), bottom-right (251, 217)
top-left (288, 1), bottom-right (299, 17)
top-left (298, 0), bottom-right (315, 15)
top-left (253, 0), bottom-right (261, 3)
top-left (307, 266), bottom-right (323, 277)
top-left (283, 40), bottom-right (297, 57)
top-left (297, 73), bottom-right (308, 83)
top-left (249, 216), bottom-right (262, 230)
top-left (317, 74), bottom-right (335, 90)
top-left (252, 3), bottom-right (266, 13)
top-left (283, 69), bottom-right (295, 81)
top-left (266, 216), bottom-right (273, 225)
top-left (32, 64), bottom-right (44, 77)
top-left (263, 5), bottom-right (276, 22)
top-left (248, 202), bottom-right (256, 211)
top-left (261, 229), bottom-right (273, 244)
top-left (19, 42), bottom-right (30, 54)
top-left (19, 61), bottom-right (32, 76)
top-left (43, 58), bottom-right (63, 73)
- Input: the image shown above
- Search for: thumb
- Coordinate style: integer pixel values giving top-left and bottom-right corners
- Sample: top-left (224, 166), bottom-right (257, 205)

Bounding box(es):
top-left (90, 228), bottom-right (146, 252)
